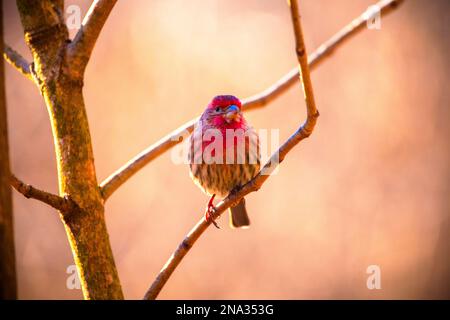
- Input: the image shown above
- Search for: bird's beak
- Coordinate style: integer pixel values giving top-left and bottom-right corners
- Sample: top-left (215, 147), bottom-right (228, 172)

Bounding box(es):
top-left (224, 105), bottom-right (240, 123)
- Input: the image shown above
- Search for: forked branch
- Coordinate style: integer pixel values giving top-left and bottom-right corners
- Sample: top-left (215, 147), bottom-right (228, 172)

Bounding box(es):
top-left (10, 174), bottom-right (76, 213)
top-left (242, 0), bottom-right (403, 110)
top-left (143, 0), bottom-right (319, 300)
top-left (100, 0), bottom-right (403, 201)
top-left (68, 0), bottom-right (118, 74)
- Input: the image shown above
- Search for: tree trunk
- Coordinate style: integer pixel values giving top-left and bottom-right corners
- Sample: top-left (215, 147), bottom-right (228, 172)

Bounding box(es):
top-left (0, 0), bottom-right (18, 300)
top-left (16, 0), bottom-right (123, 299)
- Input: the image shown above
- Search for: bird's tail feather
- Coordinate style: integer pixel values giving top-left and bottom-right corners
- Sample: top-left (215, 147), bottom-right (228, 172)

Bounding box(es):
top-left (229, 198), bottom-right (250, 228)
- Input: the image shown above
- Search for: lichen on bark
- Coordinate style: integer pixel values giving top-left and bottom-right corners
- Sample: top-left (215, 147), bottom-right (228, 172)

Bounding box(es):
top-left (16, 0), bottom-right (123, 299)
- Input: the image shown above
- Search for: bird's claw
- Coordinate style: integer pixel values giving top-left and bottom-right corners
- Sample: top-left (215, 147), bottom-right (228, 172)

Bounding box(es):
top-left (205, 194), bottom-right (220, 229)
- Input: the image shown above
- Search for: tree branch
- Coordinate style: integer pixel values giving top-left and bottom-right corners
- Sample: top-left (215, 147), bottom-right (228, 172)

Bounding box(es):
top-left (16, 0), bottom-right (124, 299)
top-left (289, 0), bottom-right (318, 127)
top-left (3, 44), bottom-right (32, 80)
top-left (100, 0), bottom-right (404, 201)
top-left (16, 0), bottom-right (68, 83)
top-left (143, 0), bottom-right (319, 300)
top-left (68, 0), bottom-right (117, 75)
top-left (0, 4), bottom-right (17, 297)
top-left (243, 0), bottom-right (403, 110)
top-left (10, 174), bottom-right (76, 213)
top-left (100, 118), bottom-right (198, 200)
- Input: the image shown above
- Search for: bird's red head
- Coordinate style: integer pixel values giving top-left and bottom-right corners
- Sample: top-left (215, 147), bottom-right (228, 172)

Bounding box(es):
top-left (203, 95), bottom-right (244, 129)
top-left (208, 95), bottom-right (242, 110)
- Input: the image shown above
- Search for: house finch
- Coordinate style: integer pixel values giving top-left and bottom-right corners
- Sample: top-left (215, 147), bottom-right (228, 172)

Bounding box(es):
top-left (189, 95), bottom-right (260, 228)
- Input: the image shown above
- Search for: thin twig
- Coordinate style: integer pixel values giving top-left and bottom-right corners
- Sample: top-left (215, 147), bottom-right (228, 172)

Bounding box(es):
top-left (289, 0), bottom-right (318, 127)
top-left (243, 0), bottom-right (403, 110)
top-left (100, 118), bottom-right (198, 200)
top-left (10, 174), bottom-right (76, 213)
top-left (3, 44), bottom-right (32, 80)
top-left (100, 0), bottom-right (403, 201)
top-left (68, 0), bottom-right (117, 73)
top-left (143, 0), bottom-right (319, 300)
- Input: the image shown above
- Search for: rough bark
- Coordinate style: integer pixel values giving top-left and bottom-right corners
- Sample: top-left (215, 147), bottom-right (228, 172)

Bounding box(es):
top-left (16, 0), bottom-right (122, 299)
top-left (0, 0), bottom-right (18, 300)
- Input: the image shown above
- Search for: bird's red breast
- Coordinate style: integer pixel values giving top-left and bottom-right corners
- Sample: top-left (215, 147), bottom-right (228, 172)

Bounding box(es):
top-left (189, 95), bottom-right (260, 196)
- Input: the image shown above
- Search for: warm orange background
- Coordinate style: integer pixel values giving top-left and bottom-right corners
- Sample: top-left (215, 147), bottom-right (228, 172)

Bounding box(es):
top-left (3, 0), bottom-right (449, 299)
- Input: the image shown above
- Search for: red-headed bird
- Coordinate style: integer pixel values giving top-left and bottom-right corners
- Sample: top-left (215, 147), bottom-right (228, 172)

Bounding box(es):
top-left (189, 95), bottom-right (260, 228)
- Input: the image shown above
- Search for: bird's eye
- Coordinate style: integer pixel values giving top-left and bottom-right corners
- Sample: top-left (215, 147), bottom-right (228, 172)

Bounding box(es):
top-left (215, 107), bottom-right (221, 112)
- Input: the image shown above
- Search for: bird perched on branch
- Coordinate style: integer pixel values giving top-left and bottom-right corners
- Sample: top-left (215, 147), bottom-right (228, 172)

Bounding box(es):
top-left (189, 95), bottom-right (260, 228)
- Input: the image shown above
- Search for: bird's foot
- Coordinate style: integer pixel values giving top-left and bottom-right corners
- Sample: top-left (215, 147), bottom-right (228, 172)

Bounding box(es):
top-left (205, 194), bottom-right (220, 229)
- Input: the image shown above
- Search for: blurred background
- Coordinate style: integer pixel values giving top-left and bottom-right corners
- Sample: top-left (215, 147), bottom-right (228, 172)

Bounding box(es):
top-left (3, 0), bottom-right (449, 299)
